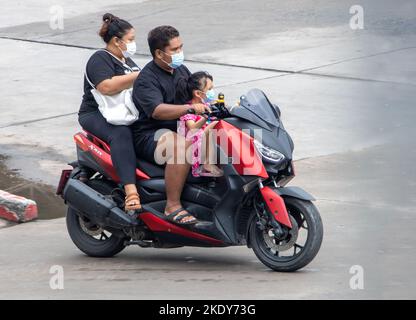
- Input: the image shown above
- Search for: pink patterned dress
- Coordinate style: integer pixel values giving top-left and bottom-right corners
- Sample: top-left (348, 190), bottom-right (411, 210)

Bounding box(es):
top-left (178, 113), bottom-right (207, 177)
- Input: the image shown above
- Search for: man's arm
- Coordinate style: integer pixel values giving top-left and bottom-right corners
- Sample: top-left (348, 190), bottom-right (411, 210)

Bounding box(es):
top-left (152, 103), bottom-right (210, 120)
top-left (152, 104), bottom-right (189, 120)
top-left (133, 69), bottom-right (210, 120)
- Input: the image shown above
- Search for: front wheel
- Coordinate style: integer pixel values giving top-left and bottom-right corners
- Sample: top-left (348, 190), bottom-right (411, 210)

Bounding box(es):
top-left (250, 197), bottom-right (323, 272)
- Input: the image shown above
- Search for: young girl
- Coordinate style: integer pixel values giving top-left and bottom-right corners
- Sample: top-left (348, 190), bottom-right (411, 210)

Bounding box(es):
top-left (178, 71), bottom-right (224, 177)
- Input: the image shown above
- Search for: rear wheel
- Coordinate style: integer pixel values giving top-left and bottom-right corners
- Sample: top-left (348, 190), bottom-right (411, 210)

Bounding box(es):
top-left (66, 179), bottom-right (128, 257)
top-left (250, 197), bottom-right (323, 272)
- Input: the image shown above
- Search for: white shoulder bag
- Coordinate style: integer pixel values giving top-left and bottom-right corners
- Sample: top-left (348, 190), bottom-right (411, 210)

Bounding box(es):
top-left (85, 50), bottom-right (139, 125)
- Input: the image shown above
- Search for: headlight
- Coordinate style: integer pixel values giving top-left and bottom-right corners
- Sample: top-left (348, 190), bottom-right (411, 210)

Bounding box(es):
top-left (253, 139), bottom-right (285, 163)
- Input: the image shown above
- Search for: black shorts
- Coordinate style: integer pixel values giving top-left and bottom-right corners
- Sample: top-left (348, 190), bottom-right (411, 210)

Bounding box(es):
top-left (134, 131), bottom-right (158, 163)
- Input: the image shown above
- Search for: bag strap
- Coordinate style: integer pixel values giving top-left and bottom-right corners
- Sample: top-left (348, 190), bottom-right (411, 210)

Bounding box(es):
top-left (97, 49), bottom-right (134, 72)
top-left (84, 70), bottom-right (96, 89)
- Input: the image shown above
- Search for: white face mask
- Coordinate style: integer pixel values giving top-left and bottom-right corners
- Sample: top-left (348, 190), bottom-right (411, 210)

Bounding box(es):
top-left (161, 50), bottom-right (184, 69)
top-left (120, 40), bottom-right (136, 58)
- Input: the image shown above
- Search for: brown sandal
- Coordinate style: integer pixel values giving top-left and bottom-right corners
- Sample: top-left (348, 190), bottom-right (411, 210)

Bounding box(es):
top-left (124, 192), bottom-right (142, 211)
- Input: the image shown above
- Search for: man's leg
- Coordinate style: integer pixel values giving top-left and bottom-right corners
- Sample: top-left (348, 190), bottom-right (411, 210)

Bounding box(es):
top-left (154, 131), bottom-right (195, 223)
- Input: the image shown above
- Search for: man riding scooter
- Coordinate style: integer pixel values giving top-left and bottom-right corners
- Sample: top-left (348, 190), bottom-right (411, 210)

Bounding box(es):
top-left (59, 25), bottom-right (323, 272)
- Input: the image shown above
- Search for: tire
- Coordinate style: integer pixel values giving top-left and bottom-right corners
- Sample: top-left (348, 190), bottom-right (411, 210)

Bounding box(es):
top-left (250, 197), bottom-right (323, 272)
top-left (66, 179), bottom-right (128, 257)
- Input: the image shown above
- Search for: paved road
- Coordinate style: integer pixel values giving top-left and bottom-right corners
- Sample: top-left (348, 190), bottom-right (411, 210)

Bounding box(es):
top-left (0, 0), bottom-right (415, 299)
top-left (1, 148), bottom-right (415, 299)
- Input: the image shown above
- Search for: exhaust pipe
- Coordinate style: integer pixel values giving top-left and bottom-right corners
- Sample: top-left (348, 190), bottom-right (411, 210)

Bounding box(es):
top-left (63, 178), bottom-right (138, 229)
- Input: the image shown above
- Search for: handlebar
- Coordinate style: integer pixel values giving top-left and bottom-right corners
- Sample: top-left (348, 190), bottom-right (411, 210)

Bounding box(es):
top-left (186, 102), bottom-right (230, 119)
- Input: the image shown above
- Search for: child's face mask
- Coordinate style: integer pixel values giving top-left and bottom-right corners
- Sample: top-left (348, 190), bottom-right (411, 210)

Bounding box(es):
top-left (203, 89), bottom-right (216, 103)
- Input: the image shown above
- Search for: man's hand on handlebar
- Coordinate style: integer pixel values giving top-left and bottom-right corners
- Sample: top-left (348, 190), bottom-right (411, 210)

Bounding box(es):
top-left (185, 102), bottom-right (230, 119)
top-left (189, 103), bottom-right (211, 115)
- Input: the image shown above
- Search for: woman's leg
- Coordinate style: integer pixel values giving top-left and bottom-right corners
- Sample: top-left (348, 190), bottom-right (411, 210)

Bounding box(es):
top-left (78, 112), bottom-right (141, 210)
top-left (108, 126), bottom-right (141, 210)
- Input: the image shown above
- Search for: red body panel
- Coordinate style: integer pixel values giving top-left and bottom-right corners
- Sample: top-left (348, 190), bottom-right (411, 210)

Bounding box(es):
top-left (260, 186), bottom-right (292, 228)
top-left (140, 212), bottom-right (224, 246)
top-left (56, 169), bottom-right (72, 195)
top-left (215, 120), bottom-right (268, 178)
top-left (74, 132), bottom-right (150, 182)
top-left (86, 132), bottom-right (111, 153)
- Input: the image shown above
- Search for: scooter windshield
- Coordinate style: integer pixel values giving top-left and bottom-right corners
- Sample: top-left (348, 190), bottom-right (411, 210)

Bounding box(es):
top-left (231, 89), bottom-right (280, 129)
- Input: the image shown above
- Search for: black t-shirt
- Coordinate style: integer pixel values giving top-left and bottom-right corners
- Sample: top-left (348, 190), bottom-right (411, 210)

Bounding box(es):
top-left (131, 60), bottom-right (191, 135)
top-left (78, 50), bottom-right (140, 116)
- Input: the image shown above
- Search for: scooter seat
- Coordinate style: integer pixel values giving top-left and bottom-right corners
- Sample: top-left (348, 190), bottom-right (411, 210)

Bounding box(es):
top-left (136, 159), bottom-right (213, 184)
top-left (136, 159), bottom-right (165, 177)
top-left (83, 131), bottom-right (213, 184)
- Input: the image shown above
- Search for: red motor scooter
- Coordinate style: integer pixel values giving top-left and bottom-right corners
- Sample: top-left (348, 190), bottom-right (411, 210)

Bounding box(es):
top-left (58, 89), bottom-right (323, 272)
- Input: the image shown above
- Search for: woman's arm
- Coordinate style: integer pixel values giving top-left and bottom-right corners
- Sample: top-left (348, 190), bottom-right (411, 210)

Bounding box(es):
top-left (96, 71), bottom-right (139, 95)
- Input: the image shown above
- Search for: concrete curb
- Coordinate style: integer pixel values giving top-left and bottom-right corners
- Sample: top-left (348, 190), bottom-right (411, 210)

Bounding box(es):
top-left (0, 190), bottom-right (38, 223)
top-left (0, 218), bottom-right (16, 229)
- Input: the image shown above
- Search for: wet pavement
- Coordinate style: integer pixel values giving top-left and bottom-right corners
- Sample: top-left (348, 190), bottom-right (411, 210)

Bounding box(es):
top-left (1, 145), bottom-right (415, 299)
top-left (0, 155), bottom-right (66, 220)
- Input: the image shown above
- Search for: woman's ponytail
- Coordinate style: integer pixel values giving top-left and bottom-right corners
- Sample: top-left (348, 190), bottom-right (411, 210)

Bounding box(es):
top-left (98, 13), bottom-right (132, 43)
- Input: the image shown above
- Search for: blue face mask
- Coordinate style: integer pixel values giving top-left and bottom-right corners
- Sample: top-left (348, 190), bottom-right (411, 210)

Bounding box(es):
top-left (204, 89), bottom-right (216, 103)
top-left (163, 50), bottom-right (184, 69)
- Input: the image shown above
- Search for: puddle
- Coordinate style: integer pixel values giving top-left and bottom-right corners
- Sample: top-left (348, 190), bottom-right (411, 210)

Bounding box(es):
top-left (0, 155), bottom-right (66, 220)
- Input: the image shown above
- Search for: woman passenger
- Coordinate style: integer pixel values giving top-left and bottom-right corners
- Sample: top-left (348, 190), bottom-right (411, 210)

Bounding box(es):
top-left (78, 13), bottom-right (141, 211)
